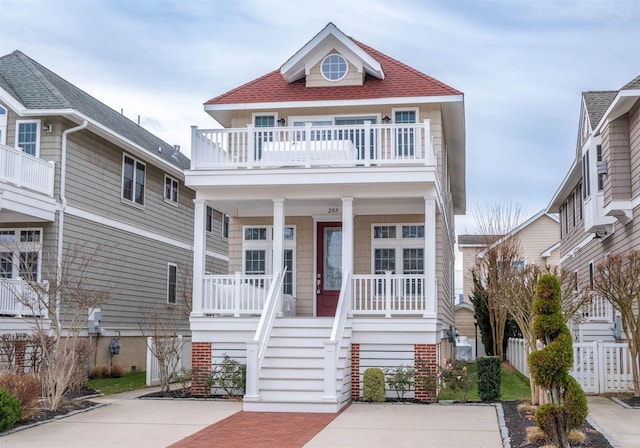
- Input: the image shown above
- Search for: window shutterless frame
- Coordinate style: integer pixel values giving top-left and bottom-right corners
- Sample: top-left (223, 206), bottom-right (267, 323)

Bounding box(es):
top-left (167, 263), bottom-right (177, 304)
top-left (122, 154), bottom-right (146, 206)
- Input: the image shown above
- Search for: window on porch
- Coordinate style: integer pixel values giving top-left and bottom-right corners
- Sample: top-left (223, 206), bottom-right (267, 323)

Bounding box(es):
top-left (243, 225), bottom-right (296, 295)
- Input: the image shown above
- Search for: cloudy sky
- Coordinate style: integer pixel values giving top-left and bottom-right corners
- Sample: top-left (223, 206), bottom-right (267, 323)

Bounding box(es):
top-left (2, 0), bottom-right (639, 235)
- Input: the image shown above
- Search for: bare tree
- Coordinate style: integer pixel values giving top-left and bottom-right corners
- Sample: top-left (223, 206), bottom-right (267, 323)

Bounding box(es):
top-left (0, 243), bottom-right (110, 410)
top-left (593, 251), bottom-right (640, 397)
top-left (472, 201), bottom-right (523, 359)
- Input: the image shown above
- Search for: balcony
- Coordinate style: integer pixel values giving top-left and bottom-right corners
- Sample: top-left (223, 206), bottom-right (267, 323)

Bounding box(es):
top-left (0, 144), bottom-right (55, 197)
top-left (0, 278), bottom-right (49, 318)
top-left (190, 121), bottom-right (435, 170)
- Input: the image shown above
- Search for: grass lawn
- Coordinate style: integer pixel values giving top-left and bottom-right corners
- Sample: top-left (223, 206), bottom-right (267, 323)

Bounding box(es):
top-left (86, 371), bottom-right (148, 395)
top-left (437, 362), bottom-right (531, 401)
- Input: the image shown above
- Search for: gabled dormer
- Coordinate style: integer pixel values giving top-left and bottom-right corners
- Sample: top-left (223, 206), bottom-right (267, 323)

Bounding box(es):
top-left (280, 22), bottom-right (384, 88)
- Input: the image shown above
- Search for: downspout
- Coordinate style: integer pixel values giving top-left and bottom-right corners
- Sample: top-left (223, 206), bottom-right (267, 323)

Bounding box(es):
top-left (56, 120), bottom-right (88, 329)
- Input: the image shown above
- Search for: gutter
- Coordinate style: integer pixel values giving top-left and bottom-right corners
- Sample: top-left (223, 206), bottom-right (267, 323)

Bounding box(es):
top-left (56, 120), bottom-right (88, 328)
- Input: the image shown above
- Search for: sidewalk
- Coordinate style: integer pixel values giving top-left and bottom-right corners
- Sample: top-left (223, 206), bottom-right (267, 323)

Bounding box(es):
top-left (587, 395), bottom-right (640, 448)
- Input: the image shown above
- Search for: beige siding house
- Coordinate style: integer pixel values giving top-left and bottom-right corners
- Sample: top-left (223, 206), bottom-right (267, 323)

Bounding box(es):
top-left (456, 211), bottom-right (560, 351)
top-left (186, 23), bottom-right (466, 412)
top-left (548, 74), bottom-right (640, 342)
top-left (0, 51), bottom-right (228, 370)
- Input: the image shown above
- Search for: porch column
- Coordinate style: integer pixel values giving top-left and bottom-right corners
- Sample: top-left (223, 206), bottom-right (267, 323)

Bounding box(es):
top-left (192, 198), bottom-right (206, 316)
top-left (425, 198), bottom-right (437, 316)
top-left (341, 197), bottom-right (354, 276)
top-left (272, 198), bottom-right (285, 276)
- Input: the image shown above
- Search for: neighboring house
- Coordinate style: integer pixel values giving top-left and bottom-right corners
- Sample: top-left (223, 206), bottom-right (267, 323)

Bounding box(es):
top-left (185, 23), bottom-right (466, 412)
top-left (0, 51), bottom-right (228, 371)
top-left (547, 74), bottom-right (640, 342)
top-left (456, 211), bottom-right (560, 355)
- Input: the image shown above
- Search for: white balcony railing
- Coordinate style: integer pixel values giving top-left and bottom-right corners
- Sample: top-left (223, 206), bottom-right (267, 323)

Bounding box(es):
top-left (201, 273), bottom-right (274, 316)
top-left (581, 293), bottom-right (614, 322)
top-left (0, 144), bottom-right (55, 196)
top-left (191, 120), bottom-right (435, 170)
top-left (0, 278), bottom-right (48, 317)
top-left (352, 273), bottom-right (430, 317)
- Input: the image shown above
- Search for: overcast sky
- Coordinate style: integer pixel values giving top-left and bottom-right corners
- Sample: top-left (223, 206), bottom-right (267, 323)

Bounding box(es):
top-left (2, 0), bottom-right (640, 236)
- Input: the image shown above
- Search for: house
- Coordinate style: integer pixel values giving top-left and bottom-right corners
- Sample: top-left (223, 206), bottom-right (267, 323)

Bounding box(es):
top-left (0, 50), bottom-right (228, 371)
top-left (547, 74), bottom-right (640, 342)
top-left (185, 23), bottom-right (466, 412)
top-left (456, 210), bottom-right (560, 356)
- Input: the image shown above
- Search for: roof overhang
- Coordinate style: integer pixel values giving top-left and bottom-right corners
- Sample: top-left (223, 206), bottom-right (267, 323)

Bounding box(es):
top-left (594, 89), bottom-right (640, 133)
top-left (280, 23), bottom-right (384, 83)
top-left (0, 88), bottom-right (185, 180)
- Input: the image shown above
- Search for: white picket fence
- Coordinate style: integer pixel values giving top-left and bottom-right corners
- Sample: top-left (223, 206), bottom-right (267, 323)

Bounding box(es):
top-left (145, 335), bottom-right (192, 387)
top-left (506, 337), bottom-right (636, 394)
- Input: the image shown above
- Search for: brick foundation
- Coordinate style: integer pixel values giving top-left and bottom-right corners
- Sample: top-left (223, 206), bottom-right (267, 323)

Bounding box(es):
top-left (191, 342), bottom-right (212, 396)
top-left (414, 343), bottom-right (438, 402)
top-left (351, 343), bottom-right (360, 399)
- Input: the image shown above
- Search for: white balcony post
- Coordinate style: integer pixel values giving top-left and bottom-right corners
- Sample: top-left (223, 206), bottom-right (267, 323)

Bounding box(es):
top-left (272, 198), bottom-right (285, 277)
top-left (247, 124), bottom-right (255, 168)
top-left (190, 126), bottom-right (198, 169)
top-left (245, 341), bottom-right (260, 399)
top-left (363, 121), bottom-right (371, 166)
top-left (423, 119), bottom-right (432, 165)
top-left (385, 270), bottom-right (392, 318)
top-left (234, 271), bottom-right (242, 317)
top-left (424, 198), bottom-right (437, 316)
top-left (341, 197), bottom-right (354, 277)
top-left (192, 198), bottom-right (206, 316)
top-left (304, 122), bottom-right (312, 168)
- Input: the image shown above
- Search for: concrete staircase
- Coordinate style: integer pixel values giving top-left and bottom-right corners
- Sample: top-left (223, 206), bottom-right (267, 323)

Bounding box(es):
top-left (244, 317), bottom-right (352, 412)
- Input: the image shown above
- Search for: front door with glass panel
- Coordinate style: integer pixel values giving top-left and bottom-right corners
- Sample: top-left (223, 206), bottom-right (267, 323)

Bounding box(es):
top-left (316, 222), bottom-right (342, 317)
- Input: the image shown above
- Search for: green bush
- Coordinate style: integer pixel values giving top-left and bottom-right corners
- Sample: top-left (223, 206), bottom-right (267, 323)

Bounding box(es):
top-left (208, 354), bottom-right (246, 396)
top-left (528, 274), bottom-right (588, 447)
top-left (384, 365), bottom-right (414, 400)
top-left (0, 388), bottom-right (22, 432)
top-left (477, 356), bottom-right (501, 401)
top-left (363, 368), bottom-right (385, 402)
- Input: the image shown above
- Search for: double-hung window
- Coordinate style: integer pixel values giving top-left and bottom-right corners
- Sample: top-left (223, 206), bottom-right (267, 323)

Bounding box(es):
top-left (164, 175), bottom-right (178, 204)
top-left (16, 120), bottom-right (40, 156)
top-left (0, 228), bottom-right (42, 281)
top-left (122, 154), bottom-right (145, 205)
top-left (393, 110), bottom-right (417, 157)
top-left (372, 224), bottom-right (425, 297)
top-left (242, 225), bottom-right (296, 295)
top-left (222, 214), bottom-right (229, 239)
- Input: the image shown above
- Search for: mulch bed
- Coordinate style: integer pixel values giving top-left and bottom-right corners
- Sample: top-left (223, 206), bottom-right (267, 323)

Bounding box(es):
top-left (501, 400), bottom-right (614, 447)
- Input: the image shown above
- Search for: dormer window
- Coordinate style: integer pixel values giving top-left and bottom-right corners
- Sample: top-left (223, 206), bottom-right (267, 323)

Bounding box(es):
top-left (321, 54), bottom-right (347, 81)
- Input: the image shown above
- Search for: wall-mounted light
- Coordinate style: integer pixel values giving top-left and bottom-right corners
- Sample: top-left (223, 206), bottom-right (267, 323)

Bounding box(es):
top-left (593, 231), bottom-right (607, 240)
top-left (42, 120), bottom-right (52, 132)
top-left (277, 117), bottom-right (286, 126)
top-left (382, 115), bottom-right (391, 124)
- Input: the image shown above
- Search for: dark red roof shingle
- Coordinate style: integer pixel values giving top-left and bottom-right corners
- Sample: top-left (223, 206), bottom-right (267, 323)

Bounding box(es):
top-left (205, 40), bottom-right (461, 105)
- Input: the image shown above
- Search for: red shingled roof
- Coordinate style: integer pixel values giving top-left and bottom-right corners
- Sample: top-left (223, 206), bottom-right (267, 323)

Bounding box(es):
top-left (205, 40), bottom-right (461, 105)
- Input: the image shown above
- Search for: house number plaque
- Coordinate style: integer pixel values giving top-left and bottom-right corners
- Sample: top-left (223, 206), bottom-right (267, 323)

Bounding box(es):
top-left (327, 208), bottom-right (340, 214)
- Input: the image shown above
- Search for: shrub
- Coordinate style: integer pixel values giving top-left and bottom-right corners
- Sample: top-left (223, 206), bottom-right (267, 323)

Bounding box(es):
top-left (90, 365), bottom-right (111, 379)
top-left (528, 274), bottom-right (588, 448)
top-left (477, 356), bottom-right (501, 401)
top-left (418, 359), bottom-right (476, 402)
top-left (362, 368), bottom-right (385, 402)
top-left (210, 355), bottom-right (246, 396)
top-left (0, 374), bottom-right (41, 419)
top-left (110, 364), bottom-right (125, 378)
top-left (0, 388), bottom-right (22, 432)
top-left (66, 338), bottom-right (90, 393)
top-left (384, 365), bottom-right (414, 400)
top-left (171, 367), bottom-right (198, 397)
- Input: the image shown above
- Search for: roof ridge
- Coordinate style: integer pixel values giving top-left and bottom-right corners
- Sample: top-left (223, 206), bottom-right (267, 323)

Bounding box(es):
top-left (13, 50), bottom-right (73, 109)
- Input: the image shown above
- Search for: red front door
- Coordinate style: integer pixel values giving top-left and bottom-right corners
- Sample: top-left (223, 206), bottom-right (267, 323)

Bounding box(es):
top-left (316, 222), bottom-right (342, 317)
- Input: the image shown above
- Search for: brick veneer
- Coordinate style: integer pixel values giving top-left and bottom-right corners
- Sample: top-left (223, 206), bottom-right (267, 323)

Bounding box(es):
top-left (191, 342), bottom-right (212, 396)
top-left (414, 343), bottom-right (438, 402)
top-left (351, 343), bottom-right (360, 399)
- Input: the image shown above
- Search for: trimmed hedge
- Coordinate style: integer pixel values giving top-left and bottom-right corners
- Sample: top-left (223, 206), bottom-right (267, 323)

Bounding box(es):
top-left (363, 368), bottom-right (386, 402)
top-left (477, 356), bottom-right (501, 401)
top-left (0, 388), bottom-right (22, 432)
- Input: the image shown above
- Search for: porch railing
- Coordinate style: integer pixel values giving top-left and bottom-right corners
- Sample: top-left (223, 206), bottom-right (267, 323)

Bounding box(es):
top-left (323, 271), bottom-right (352, 401)
top-left (191, 120), bottom-right (435, 170)
top-left (0, 278), bottom-right (48, 317)
top-left (0, 144), bottom-right (55, 196)
top-left (352, 272), bottom-right (429, 317)
top-left (201, 273), bottom-right (273, 316)
top-left (581, 293), bottom-right (614, 322)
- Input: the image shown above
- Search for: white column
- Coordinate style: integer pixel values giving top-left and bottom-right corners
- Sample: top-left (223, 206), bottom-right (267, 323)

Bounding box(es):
top-left (425, 198), bottom-right (437, 316)
top-left (272, 198), bottom-right (285, 276)
top-left (192, 198), bottom-right (206, 316)
top-left (341, 197), bottom-right (354, 276)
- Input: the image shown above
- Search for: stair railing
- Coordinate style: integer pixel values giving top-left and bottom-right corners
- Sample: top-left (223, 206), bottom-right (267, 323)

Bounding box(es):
top-left (323, 270), bottom-right (352, 401)
top-left (245, 268), bottom-right (286, 400)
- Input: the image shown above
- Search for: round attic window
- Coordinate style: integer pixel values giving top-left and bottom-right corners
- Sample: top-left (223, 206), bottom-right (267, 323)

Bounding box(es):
top-left (321, 54), bottom-right (347, 81)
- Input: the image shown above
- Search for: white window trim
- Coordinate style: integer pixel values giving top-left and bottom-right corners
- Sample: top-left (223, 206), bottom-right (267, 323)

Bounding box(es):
top-left (0, 227), bottom-right (43, 282)
top-left (370, 223), bottom-right (425, 274)
top-left (391, 107), bottom-right (419, 124)
top-left (242, 225), bottom-right (296, 295)
top-left (222, 214), bottom-right (229, 240)
top-left (15, 119), bottom-right (41, 157)
top-left (167, 263), bottom-right (177, 305)
top-left (163, 174), bottom-right (179, 206)
top-left (0, 105), bottom-right (7, 145)
top-left (121, 153), bottom-right (146, 207)
top-left (252, 112), bottom-right (278, 126)
top-left (320, 53), bottom-right (348, 82)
